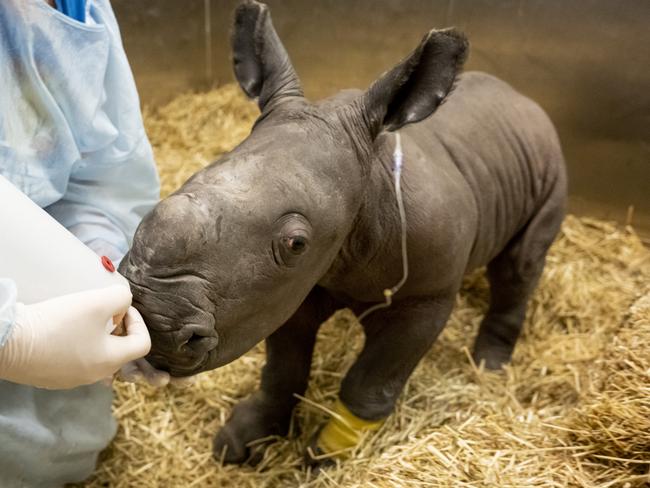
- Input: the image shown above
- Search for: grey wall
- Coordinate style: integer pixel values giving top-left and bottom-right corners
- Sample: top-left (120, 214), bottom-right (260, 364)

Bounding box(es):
top-left (112, 0), bottom-right (650, 237)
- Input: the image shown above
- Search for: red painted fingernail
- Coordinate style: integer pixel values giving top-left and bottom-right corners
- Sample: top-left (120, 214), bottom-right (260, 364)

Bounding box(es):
top-left (101, 255), bottom-right (116, 273)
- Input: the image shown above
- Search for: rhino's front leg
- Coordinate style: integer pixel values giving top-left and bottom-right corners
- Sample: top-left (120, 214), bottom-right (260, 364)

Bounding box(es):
top-left (213, 287), bottom-right (336, 465)
top-left (309, 293), bottom-right (456, 461)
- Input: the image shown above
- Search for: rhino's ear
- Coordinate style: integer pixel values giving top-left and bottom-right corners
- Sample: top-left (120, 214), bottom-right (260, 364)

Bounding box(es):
top-left (361, 28), bottom-right (468, 136)
top-left (231, 0), bottom-right (303, 112)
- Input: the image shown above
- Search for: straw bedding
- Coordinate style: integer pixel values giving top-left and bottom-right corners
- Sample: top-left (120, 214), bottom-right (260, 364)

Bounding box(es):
top-left (79, 85), bottom-right (650, 487)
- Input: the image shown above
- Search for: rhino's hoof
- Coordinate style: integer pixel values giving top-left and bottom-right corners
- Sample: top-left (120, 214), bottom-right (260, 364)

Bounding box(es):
top-left (472, 344), bottom-right (512, 370)
top-left (213, 421), bottom-right (281, 466)
top-left (212, 392), bottom-right (294, 465)
top-left (213, 426), bottom-right (249, 464)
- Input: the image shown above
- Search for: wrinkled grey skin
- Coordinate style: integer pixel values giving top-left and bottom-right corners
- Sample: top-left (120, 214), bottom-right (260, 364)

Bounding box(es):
top-left (120, 0), bottom-right (566, 465)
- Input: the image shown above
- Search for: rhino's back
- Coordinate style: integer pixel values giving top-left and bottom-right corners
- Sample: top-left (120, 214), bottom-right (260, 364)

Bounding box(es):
top-left (403, 71), bottom-right (566, 268)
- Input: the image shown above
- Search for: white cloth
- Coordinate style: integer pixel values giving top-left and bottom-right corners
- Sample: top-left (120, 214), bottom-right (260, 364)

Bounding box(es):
top-left (0, 0), bottom-right (159, 485)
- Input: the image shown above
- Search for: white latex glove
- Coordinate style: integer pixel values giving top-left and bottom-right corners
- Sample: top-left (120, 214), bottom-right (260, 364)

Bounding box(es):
top-left (0, 285), bottom-right (151, 390)
top-left (119, 358), bottom-right (196, 388)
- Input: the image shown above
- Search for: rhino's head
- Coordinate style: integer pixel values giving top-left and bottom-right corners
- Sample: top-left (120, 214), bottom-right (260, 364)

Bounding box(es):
top-left (120, 0), bottom-right (467, 376)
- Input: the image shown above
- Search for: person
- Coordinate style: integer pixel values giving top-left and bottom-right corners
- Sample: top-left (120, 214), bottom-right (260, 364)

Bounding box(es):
top-left (0, 0), bottom-right (167, 485)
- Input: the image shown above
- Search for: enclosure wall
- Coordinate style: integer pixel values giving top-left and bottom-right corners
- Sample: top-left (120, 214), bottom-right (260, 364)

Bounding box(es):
top-left (112, 0), bottom-right (650, 237)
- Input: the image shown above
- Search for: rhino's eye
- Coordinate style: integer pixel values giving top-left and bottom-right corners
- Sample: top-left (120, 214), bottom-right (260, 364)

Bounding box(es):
top-left (273, 213), bottom-right (312, 267)
top-left (278, 232), bottom-right (309, 266)
top-left (284, 235), bottom-right (307, 254)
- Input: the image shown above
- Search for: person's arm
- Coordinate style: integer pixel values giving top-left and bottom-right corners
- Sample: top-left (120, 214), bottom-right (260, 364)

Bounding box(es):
top-left (0, 175), bottom-right (154, 389)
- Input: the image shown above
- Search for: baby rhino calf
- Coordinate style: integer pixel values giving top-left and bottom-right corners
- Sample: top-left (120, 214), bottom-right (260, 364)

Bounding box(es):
top-left (120, 0), bottom-right (566, 465)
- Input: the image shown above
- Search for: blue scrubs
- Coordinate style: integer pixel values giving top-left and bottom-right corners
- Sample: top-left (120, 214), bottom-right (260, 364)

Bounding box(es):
top-left (0, 0), bottom-right (160, 485)
top-left (55, 0), bottom-right (87, 23)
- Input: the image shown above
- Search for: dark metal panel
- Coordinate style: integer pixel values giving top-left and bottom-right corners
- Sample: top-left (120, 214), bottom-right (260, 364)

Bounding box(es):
top-left (111, 0), bottom-right (650, 236)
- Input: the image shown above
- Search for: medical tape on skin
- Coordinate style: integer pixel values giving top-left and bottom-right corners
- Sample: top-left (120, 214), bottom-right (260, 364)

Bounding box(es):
top-left (316, 398), bottom-right (385, 457)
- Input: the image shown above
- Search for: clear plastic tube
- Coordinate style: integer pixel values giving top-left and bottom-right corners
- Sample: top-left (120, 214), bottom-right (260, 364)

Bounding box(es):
top-left (358, 132), bottom-right (409, 322)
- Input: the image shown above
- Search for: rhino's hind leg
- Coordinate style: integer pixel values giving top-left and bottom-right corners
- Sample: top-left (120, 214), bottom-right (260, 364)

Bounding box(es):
top-left (473, 180), bottom-right (566, 370)
top-left (213, 288), bottom-right (335, 465)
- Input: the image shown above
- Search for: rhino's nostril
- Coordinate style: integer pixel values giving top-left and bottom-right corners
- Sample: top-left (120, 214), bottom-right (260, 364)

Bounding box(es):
top-left (188, 334), bottom-right (219, 352)
top-left (178, 330), bottom-right (219, 354)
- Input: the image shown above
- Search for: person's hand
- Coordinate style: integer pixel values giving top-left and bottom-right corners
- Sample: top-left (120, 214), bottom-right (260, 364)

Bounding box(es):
top-left (0, 286), bottom-right (151, 389)
top-left (118, 358), bottom-right (196, 388)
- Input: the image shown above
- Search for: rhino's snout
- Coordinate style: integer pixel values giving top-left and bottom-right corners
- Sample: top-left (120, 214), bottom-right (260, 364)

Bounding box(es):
top-left (121, 255), bottom-right (220, 376)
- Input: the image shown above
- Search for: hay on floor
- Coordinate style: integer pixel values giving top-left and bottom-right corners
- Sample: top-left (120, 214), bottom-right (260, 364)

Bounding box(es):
top-left (79, 85), bottom-right (650, 488)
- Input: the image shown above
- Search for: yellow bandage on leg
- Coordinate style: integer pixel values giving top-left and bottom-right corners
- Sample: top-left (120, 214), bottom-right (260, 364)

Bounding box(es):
top-left (316, 399), bottom-right (385, 458)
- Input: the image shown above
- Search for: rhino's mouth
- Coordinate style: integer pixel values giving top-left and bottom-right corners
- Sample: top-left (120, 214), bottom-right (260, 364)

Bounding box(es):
top-left (146, 348), bottom-right (214, 377)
